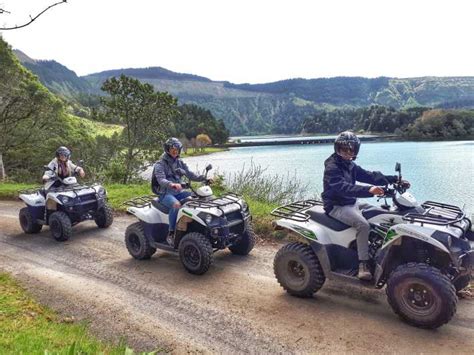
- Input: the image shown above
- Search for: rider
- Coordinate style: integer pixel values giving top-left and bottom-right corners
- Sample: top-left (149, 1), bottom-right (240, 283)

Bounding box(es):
top-left (42, 146), bottom-right (85, 188)
top-left (152, 137), bottom-right (211, 245)
top-left (321, 131), bottom-right (410, 281)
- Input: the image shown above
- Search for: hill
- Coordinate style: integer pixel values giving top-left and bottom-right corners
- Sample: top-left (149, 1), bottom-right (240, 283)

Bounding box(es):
top-left (14, 51), bottom-right (474, 135)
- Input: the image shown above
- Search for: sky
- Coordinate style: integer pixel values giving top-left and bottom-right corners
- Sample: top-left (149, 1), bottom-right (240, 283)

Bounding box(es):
top-left (1, 0), bottom-right (473, 84)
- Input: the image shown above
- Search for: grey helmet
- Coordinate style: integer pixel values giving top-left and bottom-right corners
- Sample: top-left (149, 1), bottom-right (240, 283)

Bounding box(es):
top-left (334, 131), bottom-right (360, 160)
top-left (163, 137), bottom-right (183, 155)
top-left (55, 146), bottom-right (71, 160)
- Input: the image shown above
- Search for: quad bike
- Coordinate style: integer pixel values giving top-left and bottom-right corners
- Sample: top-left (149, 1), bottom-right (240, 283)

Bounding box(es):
top-left (272, 163), bottom-right (473, 329)
top-left (124, 164), bottom-right (255, 275)
top-left (18, 163), bottom-right (113, 241)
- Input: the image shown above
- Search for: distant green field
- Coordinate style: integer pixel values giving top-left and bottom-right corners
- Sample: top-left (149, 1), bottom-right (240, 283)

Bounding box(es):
top-left (66, 114), bottom-right (123, 137)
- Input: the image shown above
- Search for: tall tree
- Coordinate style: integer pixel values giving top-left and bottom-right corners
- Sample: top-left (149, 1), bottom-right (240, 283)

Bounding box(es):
top-left (101, 75), bottom-right (178, 183)
top-left (0, 37), bottom-right (62, 180)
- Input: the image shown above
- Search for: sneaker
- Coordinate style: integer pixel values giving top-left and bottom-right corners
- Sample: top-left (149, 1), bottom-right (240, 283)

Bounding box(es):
top-left (166, 231), bottom-right (175, 246)
top-left (358, 262), bottom-right (372, 281)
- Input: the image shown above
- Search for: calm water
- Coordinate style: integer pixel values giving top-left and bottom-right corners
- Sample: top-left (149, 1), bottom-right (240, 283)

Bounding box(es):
top-left (151, 140), bottom-right (474, 211)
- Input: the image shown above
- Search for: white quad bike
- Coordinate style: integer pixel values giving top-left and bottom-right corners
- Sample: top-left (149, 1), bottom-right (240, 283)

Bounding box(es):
top-left (272, 163), bottom-right (473, 329)
top-left (18, 163), bottom-right (113, 241)
top-left (124, 164), bottom-right (255, 275)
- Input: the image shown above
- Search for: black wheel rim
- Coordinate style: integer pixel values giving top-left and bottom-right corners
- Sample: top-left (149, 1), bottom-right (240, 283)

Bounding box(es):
top-left (128, 233), bottom-right (141, 254)
top-left (284, 258), bottom-right (308, 289)
top-left (184, 244), bottom-right (201, 267)
top-left (50, 220), bottom-right (62, 239)
top-left (399, 281), bottom-right (438, 317)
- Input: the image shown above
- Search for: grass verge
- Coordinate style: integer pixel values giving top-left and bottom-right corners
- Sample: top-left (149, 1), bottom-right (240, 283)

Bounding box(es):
top-left (0, 273), bottom-right (129, 354)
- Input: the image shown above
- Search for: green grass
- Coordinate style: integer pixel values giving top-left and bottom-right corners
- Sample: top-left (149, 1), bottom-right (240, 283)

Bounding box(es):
top-left (181, 147), bottom-right (227, 157)
top-left (0, 182), bottom-right (34, 200)
top-left (0, 273), bottom-right (130, 354)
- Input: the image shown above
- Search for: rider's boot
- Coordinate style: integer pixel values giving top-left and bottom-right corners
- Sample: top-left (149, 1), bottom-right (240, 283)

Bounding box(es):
top-left (166, 231), bottom-right (175, 247)
top-left (358, 261), bottom-right (372, 281)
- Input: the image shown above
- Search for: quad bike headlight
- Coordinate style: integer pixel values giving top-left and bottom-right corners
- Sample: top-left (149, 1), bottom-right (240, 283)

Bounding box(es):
top-left (205, 214), bottom-right (214, 224)
top-left (241, 200), bottom-right (249, 211)
top-left (58, 195), bottom-right (71, 204)
top-left (97, 187), bottom-right (106, 196)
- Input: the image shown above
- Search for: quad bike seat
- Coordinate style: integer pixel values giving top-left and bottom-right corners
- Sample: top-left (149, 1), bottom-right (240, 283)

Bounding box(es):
top-left (307, 210), bottom-right (351, 231)
top-left (151, 199), bottom-right (170, 214)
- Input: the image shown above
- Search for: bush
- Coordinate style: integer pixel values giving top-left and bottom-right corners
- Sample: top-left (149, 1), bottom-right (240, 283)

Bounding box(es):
top-left (223, 161), bottom-right (313, 205)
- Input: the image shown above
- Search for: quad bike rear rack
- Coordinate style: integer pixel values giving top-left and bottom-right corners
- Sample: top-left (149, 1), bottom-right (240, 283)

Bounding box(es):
top-left (403, 200), bottom-right (468, 228)
top-left (271, 200), bottom-right (323, 222)
top-left (18, 186), bottom-right (44, 195)
top-left (122, 195), bottom-right (157, 208)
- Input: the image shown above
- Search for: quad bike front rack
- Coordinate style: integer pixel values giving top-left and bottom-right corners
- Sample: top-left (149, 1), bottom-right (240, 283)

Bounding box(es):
top-left (186, 192), bottom-right (244, 216)
top-left (270, 200), bottom-right (323, 222)
top-left (404, 200), bottom-right (466, 226)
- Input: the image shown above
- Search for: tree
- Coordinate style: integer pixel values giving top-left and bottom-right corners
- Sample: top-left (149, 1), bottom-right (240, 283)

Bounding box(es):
top-left (172, 104), bottom-right (229, 144)
top-left (0, 1), bottom-right (67, 30)
top-left (196, 134), bottom-right (212, 151)
top-left (101, 75), bottom-right (178, 183)
top-left (0, 37), bottom-right (62, 180)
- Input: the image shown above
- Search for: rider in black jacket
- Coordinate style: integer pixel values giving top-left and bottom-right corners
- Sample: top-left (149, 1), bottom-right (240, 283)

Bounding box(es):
top-left (322, 132), bottom-right (409, 280)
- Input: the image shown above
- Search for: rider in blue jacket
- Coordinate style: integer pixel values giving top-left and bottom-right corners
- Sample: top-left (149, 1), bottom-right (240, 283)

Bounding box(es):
top-left (322, 131), bottom-right (409, 280)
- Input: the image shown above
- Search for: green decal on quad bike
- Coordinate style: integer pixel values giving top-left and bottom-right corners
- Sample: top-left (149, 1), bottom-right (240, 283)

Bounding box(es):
top-left (384, 229), bottom-right (397, 244)
top-left (183, 210), bottom-right (193, 217)
top-left (292, 225), bottom-right (317, 240)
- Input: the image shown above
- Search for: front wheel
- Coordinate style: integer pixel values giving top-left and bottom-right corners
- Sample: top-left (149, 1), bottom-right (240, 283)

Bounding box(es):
top-left (49, 211), bottom-right (72, 242)
top-left (274, 242), bottom-right (326, 298)
top-left (94, 203), bottom-right (114, 228)
top-left (179, 232), bottom-right (213, 275)
top-left (386, 263), bottom-right (457, 328)
top-left (19, 207), bottom-right (42, 234)
top-left (228, 221), bottom-right (256, 255)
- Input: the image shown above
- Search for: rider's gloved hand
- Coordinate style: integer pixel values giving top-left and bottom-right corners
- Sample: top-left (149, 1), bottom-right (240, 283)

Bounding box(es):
top-left (169, 183), bottom-right (183, 191)
top-left (399, 179), bottom-right (410, 188)
top-left (369, 186), bottom-right (384, 196)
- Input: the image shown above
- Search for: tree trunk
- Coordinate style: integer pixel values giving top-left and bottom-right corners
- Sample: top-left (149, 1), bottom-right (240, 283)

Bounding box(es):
top-left (0, 153), bottom-right (5, 180)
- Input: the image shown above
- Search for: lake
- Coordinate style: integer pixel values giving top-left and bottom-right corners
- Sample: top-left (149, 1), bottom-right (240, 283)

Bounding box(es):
top-left (148, 140), bottom-right (474, 212)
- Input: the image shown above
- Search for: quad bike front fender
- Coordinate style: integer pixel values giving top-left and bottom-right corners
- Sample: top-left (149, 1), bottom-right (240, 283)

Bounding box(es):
top-left (374, 234), bottom-right (454, 287)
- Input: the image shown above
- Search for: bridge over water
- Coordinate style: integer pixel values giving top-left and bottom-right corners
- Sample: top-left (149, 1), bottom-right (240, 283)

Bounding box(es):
top-left (220, 135), bottom-right (396, 148)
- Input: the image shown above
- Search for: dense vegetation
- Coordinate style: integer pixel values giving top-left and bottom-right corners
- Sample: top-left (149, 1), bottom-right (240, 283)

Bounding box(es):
top-left (1, 38), bottom-right (230, 183)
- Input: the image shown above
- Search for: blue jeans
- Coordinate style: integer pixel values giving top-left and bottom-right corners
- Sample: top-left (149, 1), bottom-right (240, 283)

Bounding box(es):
top-left (160, 191), bottom-right (192, 232)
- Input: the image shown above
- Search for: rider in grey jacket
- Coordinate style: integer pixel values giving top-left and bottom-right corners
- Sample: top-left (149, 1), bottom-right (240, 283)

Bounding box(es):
top-left (152, 138), bottom-right (208, 246)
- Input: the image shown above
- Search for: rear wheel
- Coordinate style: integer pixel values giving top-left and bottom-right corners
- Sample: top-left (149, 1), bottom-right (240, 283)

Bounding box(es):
top-left (19, 207), bottom-right (42, 234)
top-left (228, 221), bottom-right (256, 255)
top-left (386, 263), bottom-right (457, 328)
top-left (179, 232), bottom-right (213, 275)
top-left (94, 203), bottom-right (114, 228)
top-left (125, 222), bottom-right (156, 259)
top-left (49, 211), bottom-right (72, 242)
top-left (274, 242), bottom-right (326, 297)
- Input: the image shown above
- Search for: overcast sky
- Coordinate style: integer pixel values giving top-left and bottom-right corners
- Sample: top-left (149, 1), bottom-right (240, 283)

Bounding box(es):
top-left (1, 0), bottom-right (473, 84)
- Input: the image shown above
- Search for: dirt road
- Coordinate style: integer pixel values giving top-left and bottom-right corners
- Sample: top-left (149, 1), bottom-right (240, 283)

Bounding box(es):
top-left (0, 200), bottom-right (473, 353)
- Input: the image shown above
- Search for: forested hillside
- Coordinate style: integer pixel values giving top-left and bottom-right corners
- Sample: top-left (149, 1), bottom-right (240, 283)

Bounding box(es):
top-left (14, 50), bottom-right (474, 136)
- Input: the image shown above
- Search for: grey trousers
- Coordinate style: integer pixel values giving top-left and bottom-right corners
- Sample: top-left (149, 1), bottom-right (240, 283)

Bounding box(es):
top-left (329, 202), bottom-right (372, 261)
